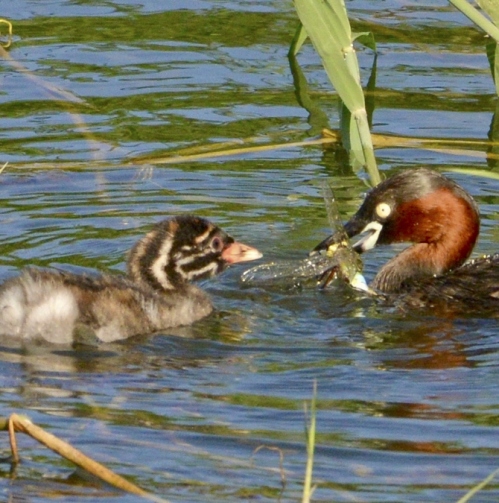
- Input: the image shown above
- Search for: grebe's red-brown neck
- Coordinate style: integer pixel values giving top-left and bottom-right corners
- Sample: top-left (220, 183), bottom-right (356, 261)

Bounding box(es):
top-left (314, 168), bottom-right (480, 293)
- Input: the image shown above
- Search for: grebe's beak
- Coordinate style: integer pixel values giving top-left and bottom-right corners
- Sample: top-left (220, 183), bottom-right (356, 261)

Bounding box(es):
top-left (311, 215), bottom-right (383, 256)
top-left (347, 220), bottom-right (383, 253)
top-left (222, 241), bottom-right (262, 265)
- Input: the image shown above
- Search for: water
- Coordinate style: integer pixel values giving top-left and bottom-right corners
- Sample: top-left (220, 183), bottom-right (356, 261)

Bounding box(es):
top-left (1, 0), bottom-right (499, 501)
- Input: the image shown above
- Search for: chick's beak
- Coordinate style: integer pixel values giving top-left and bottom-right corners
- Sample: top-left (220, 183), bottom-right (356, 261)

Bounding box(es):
top-left (222, 242), bottom-right (263, 264)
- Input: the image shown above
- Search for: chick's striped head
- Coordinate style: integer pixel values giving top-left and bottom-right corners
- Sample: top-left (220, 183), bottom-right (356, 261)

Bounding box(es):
top-left (127, 216), bottom-right (262, 291)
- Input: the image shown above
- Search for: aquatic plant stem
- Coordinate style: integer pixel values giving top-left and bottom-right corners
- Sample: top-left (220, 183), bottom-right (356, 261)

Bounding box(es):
top-left (292, 0), bottom-right (379, 184)
top-left (0, 414), bottom-right (170, 503)
top-left (302, 381), bottom-right (317, 503)
top-left (456, 466), bottom-right (499, 502)
top-left (448, 0), bottom-right (499, 42)
top-left (0, 19), bottom-right (12, 48)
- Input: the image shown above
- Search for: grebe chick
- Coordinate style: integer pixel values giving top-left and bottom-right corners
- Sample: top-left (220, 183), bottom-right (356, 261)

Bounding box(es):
top-left (0, 215), bottom-right (262, 343)
top-left (313, 168), bottom-right (499, 315)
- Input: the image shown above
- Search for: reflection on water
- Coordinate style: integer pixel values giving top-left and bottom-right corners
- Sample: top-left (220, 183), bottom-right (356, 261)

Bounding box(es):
top-left (1, 0), bottom-right (499, 501)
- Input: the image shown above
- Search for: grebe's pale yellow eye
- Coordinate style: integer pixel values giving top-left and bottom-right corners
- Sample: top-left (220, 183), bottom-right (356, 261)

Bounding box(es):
top-left (375, 202), bottom-right (391, 219)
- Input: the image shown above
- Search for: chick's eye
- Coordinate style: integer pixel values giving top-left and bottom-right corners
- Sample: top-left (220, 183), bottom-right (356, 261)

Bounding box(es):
top-left (375, 202), bottom-right (391, 219)
top-left (211, 236), bottom-right (223, 252)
